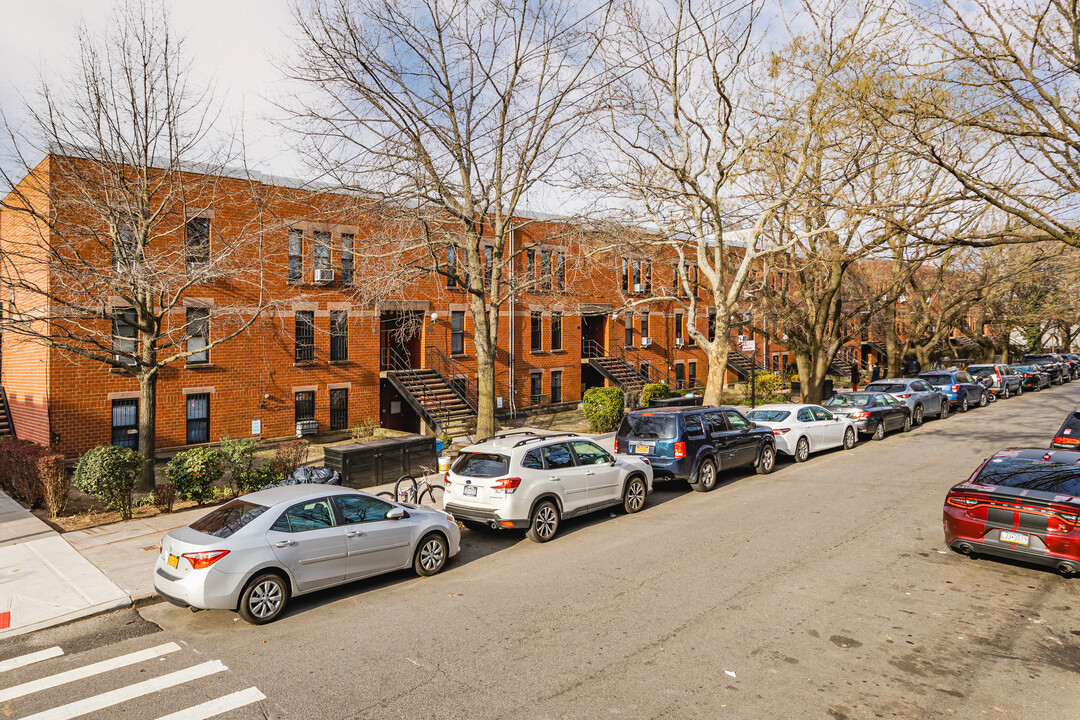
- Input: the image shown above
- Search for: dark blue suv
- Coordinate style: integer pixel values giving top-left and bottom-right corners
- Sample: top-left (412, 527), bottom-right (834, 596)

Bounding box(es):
top-left (614, 406), bottom-right (776, 493)
top-left (917, 371), bottom-right (985, 413)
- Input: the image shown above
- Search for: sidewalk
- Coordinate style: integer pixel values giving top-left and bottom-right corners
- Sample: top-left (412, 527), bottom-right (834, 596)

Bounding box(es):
top-left (0, 491), bottom-right (129, 639)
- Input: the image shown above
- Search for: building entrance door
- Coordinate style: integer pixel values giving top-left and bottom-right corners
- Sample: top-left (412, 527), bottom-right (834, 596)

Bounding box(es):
top-left (380, 311), bottom-right (423, 370)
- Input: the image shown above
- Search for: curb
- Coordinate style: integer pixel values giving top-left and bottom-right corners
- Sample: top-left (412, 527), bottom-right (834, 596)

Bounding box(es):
top-left (132, 592), bottom-right (164, 610)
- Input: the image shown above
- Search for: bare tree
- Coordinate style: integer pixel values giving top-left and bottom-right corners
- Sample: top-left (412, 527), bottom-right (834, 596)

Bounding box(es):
top-left (288, 0), bottom-right (609, 439)
top-left (0, 3), bottom-right (270, 487)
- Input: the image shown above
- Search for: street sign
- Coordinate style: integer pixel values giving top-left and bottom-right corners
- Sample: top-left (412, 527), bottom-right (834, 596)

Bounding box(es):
top-left (740, 340), bottom-right (756, 352)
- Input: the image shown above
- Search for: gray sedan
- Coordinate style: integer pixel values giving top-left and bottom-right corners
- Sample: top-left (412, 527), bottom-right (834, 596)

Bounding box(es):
top-left (153, 484), bottom-right (461, 624)
top-left (862, 378), bottom-right (949, 426)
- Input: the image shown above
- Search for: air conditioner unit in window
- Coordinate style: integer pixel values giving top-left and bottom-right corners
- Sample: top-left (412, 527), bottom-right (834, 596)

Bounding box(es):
top-left (314, 268), bottom-right (334, 283)
top-left (296, 419), bottom-right (318, 437)
top-left (641, 337), bottom-right (652, 348)
top-left (675, 338), bottom-right (685, 348)
top-left (633, 283), bottom-right (645, 293)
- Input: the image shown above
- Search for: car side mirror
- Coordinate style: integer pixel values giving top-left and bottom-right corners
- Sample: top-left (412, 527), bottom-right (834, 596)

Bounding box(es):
top-left (386, 507), bottom-right (406, 520)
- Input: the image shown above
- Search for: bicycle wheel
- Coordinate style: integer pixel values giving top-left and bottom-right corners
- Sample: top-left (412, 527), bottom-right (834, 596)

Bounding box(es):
top-left (375, 491), bottom-right (397, 501)
top-left (419, 484), bottom-right (444, 507)
top-left (394, 475), bottom-right (418, 503)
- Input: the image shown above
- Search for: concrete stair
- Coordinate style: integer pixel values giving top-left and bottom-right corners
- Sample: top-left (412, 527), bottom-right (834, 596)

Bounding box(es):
top-left (388, 368), bottom-right (477, 438)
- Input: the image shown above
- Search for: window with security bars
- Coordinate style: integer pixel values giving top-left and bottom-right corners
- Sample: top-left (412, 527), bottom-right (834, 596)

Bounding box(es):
top-left (341, 233), bottom-right (354, 284)
top-left (330, 388), bottom-right (348, 431)
top-left (675, 363), bottom-right (685, 390)
top-left (531, 312), bottom-right (542, 352)
top-left (688, 361), bottom-right (697, 388)
top-left (530, 372), bottom-right (544, 405)
top-left (186, 394), bottom-right (210, 445)
top-left (551, 312), bottom-right (562, 351)
top-left (295, 391), bottom-right (315, 423)
top-left (288, 229), bottom-right (302, 282)
top-left (185, 217), bottom-right (210, 267)
top-left (551, 371), bottom-right (562, 404)
top-left (186, 308), bottom-right (209, 364)
top-left (330, 311), bottom-right (348, 362)
top-left (111, 399), bottom-right (138, 448)
top-left (295, 311), bottom-right (315, 362)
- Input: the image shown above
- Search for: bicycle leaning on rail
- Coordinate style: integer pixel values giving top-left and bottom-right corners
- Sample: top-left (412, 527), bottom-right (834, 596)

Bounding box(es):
top-left (376, 466), bottom-right (444, 506)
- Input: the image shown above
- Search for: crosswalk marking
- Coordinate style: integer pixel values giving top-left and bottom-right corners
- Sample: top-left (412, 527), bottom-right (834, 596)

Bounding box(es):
top-left (0, 647), bottom-right (64, 674)
top-left (21, 660), bottom-right (228, 720)
top-left (154, 687), bottom-right (267, 720)
top-left (0, 642), bottom-right (182, 703)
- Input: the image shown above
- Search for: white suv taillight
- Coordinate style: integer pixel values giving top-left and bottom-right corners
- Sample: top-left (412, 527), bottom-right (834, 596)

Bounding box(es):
top-left (491, 477), bottom-right (522, 494)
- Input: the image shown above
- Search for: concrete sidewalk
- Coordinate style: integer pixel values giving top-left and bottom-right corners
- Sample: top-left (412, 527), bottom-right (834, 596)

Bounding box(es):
top-left (0, 491), bottom-right (130, 639)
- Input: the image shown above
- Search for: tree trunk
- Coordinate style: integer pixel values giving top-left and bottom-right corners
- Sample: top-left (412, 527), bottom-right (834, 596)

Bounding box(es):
top-left (137, 372), bottom-right (157, 491)
top-left (470, 295), bottom-right (498, 441)
top-left (915, 345), bottom-right (931, 372)
top-left (884, 309), bottom-right (902, 377)
top-left (701, 316), bottom-right (731, 406)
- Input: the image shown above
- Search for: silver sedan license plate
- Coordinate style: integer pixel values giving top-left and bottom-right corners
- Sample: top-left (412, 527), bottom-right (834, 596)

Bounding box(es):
top-left (1000, 530), bottom-right (1029, 546)
top-left (464, 486), bottom-right (477, 497)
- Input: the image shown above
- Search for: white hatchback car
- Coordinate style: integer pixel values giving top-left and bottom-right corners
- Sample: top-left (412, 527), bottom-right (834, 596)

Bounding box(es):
top-left (154, 484), bottom-right (460, 624)
top-left (744, 404), bottom-right (857, 462)
top-left (444, 432), bottom-right (654, 542)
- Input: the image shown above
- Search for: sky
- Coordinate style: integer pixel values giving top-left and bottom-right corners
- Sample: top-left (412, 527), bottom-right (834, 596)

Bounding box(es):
top-left (0, 0), bottom-right (307, 187)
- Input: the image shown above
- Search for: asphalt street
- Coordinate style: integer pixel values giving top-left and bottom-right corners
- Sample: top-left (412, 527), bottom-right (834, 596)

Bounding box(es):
top-left (4, 383), bottom-right (1080, 719)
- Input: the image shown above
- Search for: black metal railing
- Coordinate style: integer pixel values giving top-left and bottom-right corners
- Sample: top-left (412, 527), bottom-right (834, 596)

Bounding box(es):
top-left (612, 341), bottom-right (673, 386)
top-left (582, 338), bottom-right (606, 358)
top-left (0, 387), bottom-right (15, 438)
top-left (427, 346), bottom-right (479, 413)
top-left (530, 393), bottom-right (549, 407)
top-left (384, 347), bottom-right (470, 436)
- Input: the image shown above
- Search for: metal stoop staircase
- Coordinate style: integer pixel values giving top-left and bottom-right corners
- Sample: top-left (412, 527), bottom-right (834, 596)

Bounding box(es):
top-left (0, 387), bottom-right (14, 438)
top-left (726, 347), bottom-right (767, 380)
top-left (584, 340), bottom-right (668, 396)
top-left (382, 348), bottom-right (478, 439)
top-left (828, 345), bottom-right (866, 376)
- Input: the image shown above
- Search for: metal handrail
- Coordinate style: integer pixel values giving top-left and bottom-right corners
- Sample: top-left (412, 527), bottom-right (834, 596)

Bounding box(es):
top-left (426, 347), bottom-right (479, 413)
top-left (611, 341), bottom-right (673, 386)
top-left (384, 347), bottom-right (461, 435)
top-left (582, 338), bottom-right (606, 358)
top-left (0, 387), bottom-right (16, 439)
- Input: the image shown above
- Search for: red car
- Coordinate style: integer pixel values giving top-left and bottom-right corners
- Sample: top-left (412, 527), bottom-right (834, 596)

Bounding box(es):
top-left (944, 448), bottom-right (1080, 575)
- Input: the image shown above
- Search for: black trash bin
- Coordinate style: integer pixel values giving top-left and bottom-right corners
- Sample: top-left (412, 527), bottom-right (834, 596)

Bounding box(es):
top-left (323, 434), bottom-right (437, 489)
top-left (649, 394), bottom-right (704, 408)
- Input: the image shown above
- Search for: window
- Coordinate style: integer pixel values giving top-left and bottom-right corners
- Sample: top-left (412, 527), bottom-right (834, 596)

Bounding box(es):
top-left (114, 223), bottom-right (136, 270)
top-left (551, 370), bottom-right (562, 404)
top-left (341, 233), bottom-right (354, 284)
top-left (675, 363), bottom-right (685, 389)
top-left (330, 388), bottom-right (349, 431)
top-left (704, 411), bottom-right (727, 435)
top-left (334, 495), bottom-right (391, 524)
top-left (684, 415), bottom-right (705, 437)
top-left (446, 246), bottom-right (457, 288)
top-left (640, 362), bottom-right (649, 380)
top-left (185, 217), bottom-right (210, 267)
top-left (571, 440), bottom-right (610, 465)
top-left (186, 307), bottom-right (209, 364)
top-left (688, 361), bottom-right (696, 388)
top-left (295, 390), bottom-right (315, 422)
top-left (530, 372), bottom-right (543, 404)
top-left (708, 309), bottom-right (716, 341)
top-left (690, 264), bottom-right (699, 297)
top-left (723, 410), bottom-right (752, 430)
top-left (688, 316), bottom-right (696, 347)
top-left (484, 246), bottom-right (493, 289)
top-left (189, 500), bottom-right (268, 538)
top-left (521, 449), bottom-right (544, 470)
top-left (186, 393), bottom-right (210, 445)
top-left (632, 260), bottom-right (641, 288)
top-left (278, 498), bottom-right (335, 533)
top-left (451, 311), bottom-right (465, 355)
top-left (797, 408), bottom-right (814, 423)
top-left (621, 258), bottom-right (629, 293)
top-left (557, 253), bottom-right (565, 290)
top-left (625, 312), bottom-right (634, 346)
top-left (313, 231), bottom-right (331, 276)
top-left (641, 312), bottom-right (649, 339)
top-left (812, 407), bottom-right (833, 421)
top-left (673, 266), bottom-right (680, 295)
top-left (295, 311), bottom-right (315, 363)
top-left (112, 308), bottom-right (137, 365)
top-left (288, 229), bottom-right (303, 282)
top-left (111, 399), bottom-right (138, 448)
top-left (450, 452), bottom-right (509, 477)
top-left (531, 311), bottom-right (543, 352)
top-left (551, 312), bottom-right (562, 351)
top-left (526, 249), bottom-right (535, 282)
top-left (541, 442), bottom-right (575, 469)
top-left (675, 314), bottom-right (683, 341)
top-left (330, 310), bottom-right (348, 362)
top-left (540, 250), bottom-right (551, 291)
top-left (644, 261), bottom-right (652, 293)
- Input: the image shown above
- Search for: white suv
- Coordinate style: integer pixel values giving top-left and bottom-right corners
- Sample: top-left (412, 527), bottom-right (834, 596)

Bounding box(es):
top-left (444, 432), bottom-right (654, 542)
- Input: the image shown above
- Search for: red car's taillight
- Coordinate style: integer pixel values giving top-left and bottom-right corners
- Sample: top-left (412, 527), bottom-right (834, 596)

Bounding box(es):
top-left (674, 441), bottom-right (686, 458)
top-left (182, 550), bottom-right (229, 570)
top-left (946, 494), bottom-right (979, 509)
top-left (1054, 436), bottom-right (1080, 446)
top-left (492, 477), bottom-right (522, 493)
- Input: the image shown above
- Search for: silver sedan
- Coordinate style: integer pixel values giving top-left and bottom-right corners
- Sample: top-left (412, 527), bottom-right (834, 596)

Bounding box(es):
top-left (153, 484), bottom-right (461, 624)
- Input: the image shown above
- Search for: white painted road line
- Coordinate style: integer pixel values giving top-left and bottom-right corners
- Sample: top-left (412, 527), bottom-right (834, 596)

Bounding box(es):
top-left (0, 642), bottom-right (182, 703)
top-left (0, 647), bottom-right (64, 674)
top-left (21, 660), bottom-right (228, 720)
top-left (154, 687), bottom-right (267, 720)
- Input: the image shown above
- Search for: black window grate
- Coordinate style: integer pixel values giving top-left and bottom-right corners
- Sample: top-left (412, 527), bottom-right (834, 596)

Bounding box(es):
top-left (295, 311), bottom-right (315, 363)
top-left (186, 393), bottom-right (210, 445)
top-left (330, 311), bottom-right (348, 362)
top-left (551, 371), bottom-right (562, 404)
top-left (531, 312), bottom-right (542, 352)
top-left (551, 312), bottom-right (562, 351)
top-left (295, 391), bottom-right (315, 423)
top-left (111, 399), bottom-right (138, 448)
top-left (330, 388), bottom-right (348, 431)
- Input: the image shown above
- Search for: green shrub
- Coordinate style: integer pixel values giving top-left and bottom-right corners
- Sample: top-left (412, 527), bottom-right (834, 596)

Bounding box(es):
top-left (73, 446), bottom-right (142, 520)
top-left (165, 447), bottom-right (224, 505)
top-left (743, 371), bottom-right (782, 399)
top-left (235, 461), bottom-right (283, 493)
top-left (640, 383), bottom-right (676, 408)
top-left (582, 387), bottom-right (625, 433)
top-left (0, 437), bottom-right (50, 507)
top-left (36, 453), bottom-right (69, 518)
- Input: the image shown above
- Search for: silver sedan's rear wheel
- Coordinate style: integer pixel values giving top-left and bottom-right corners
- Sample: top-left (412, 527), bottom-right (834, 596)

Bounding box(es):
top-left (794, 436), bottom-right (810, 463)
top-left (843, 427), bottom-right (856, 449)
top-left (414, 533), bottom-right (448, 576)
top-left (239, 573), bottom-right (288, 625)
top-left (527, 501), bottom-right (560, 543)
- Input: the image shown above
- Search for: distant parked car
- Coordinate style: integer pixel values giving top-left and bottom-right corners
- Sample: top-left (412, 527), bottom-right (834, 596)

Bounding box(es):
top-left (615, 406), bottom-right (776, 492)
top-left (862, 378), bottom-right (949, 425)
top-left (154, 485), bottom-right (461, 624)
top-left (966, 364), bottom-right (1023, 399)
top-left (745, 404), bottom-right (857, 462)
top-left (444, 432), bottom-right (653, 543)
top-left (917, 371), bottom-right (985, 412)
top-left (1052, 409), bottom-right (1080, 450)
top-left (1021, 354), bottom-right (1070, 384)
top-left (1063, 354), bottom-right (1080, 379)
top-left (944, 448), bottom-right (1080, 575)
top-left (1011, 364), bottom-right (1052, 391)
top-left (821, 392), bottom-right (911, 440)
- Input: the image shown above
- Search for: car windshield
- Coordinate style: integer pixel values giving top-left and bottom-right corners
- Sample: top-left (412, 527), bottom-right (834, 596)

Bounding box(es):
top-left (824, 394), bottom-right (871, 407)
top-left (1012, 365), bottom-right (1034, 372)
top-left (969, 367), bottom-right (994, 376)
top-left (618, 414), bottom-right (678, 439)
top-left (865, 383), bottom-right (906, 393)
top-left (451, 452), bottom-right (509, 477)
top-left (188, 500), bottom-right (269, 539)
top-left (920, 374), bottom-right (952, 385)
top-left (975, 457), bottom-right (1080, 496)
top-left (745, 410), bottom-right (790, 422)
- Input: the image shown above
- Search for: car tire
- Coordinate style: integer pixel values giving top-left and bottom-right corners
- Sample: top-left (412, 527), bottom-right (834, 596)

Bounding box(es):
top-left (902, 414), bottom-right (912, 432)
top-left (1001, 386), bottom-right (1010, 399)
top-left (871, 421), bottom-right (885, 441)
top-left (414, 532), bottom-right (449, 576)
top-left (794, 437), bottom-right (810, 463)
top-left (842, 427), bottom-right (856, 449)
top-left (238, 572), bottom-right (289, 625)
top-left (755, 444), bottom-right (776, 475)
top-left (526, 501), bottom-right (560, 543)
top-left (1017, 385), bottom-right (1023, 396)
top-left (622, 475), bottom-right (647, 513)
top-left (959, 397), bottom-right (969, 413)
top-left (939, 401), bottom-right (949, 419)
top-left (691, 458), bottom-right (718, 492)
top-left (913, 405), bottom-right (924, 426)
top-left (979, 391), bottom-right (988, 408)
